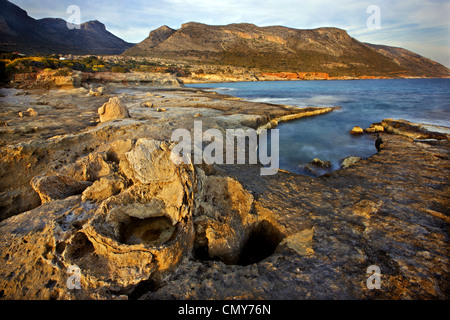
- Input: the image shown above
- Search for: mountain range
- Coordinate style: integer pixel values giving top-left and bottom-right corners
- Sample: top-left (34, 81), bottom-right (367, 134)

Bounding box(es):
top-left (0, 0), bottom-right (133, 55)
top-left (124, 22), bottom-right (450, 77)
top-left (1, 0), bottom-right (449, 77)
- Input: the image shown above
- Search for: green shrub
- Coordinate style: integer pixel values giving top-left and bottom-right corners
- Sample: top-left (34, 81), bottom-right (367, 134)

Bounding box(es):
top-left (111, 66), bottom-right (128, 73)
top-left (6, 59), bottom-right (33, 74)
top-left (68, 61), bottom-right (88, 71)
top-left (81, 56), bottom-right (106, 71)
top-left (53, 68), bottom-right (72, 76)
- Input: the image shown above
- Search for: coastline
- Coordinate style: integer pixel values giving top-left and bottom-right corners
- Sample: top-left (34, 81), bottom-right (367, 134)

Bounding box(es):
top-left (0, 77), bottom-right (449, 300)
top-left (180, 73), bottom-right (448, 84)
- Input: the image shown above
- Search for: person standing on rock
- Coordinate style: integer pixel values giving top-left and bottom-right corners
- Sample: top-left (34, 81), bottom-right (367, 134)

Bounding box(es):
top-left (375, 134), bottom-right (383, 152)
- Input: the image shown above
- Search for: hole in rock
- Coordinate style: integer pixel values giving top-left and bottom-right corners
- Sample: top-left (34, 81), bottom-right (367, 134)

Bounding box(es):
top-left (193, 220), bottom-right (284, 266)
top-left (120, 216), bottom-right (176, 246)
top-left (192, 225), bottom-right (210, 261)
top-left (238, 220), bottom-right (284, 266)
top-left (128, 278), bottom-right (161, 300)
top-left (66, 232), bottom-right (94, 260)
top-left (45, 279), bottom-right (57, 289)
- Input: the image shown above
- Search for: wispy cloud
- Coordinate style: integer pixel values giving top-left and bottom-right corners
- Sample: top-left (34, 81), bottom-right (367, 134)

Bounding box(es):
top-left (8, 0), bottom-right (450, 67)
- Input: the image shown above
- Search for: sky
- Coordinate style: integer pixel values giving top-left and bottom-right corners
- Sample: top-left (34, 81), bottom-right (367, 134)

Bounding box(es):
top-left (8, 0), bottom-right (450, 68)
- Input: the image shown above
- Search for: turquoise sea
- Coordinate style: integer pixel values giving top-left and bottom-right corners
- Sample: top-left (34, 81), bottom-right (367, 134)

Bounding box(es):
top-left (187, 79), bottom-right (450, 175)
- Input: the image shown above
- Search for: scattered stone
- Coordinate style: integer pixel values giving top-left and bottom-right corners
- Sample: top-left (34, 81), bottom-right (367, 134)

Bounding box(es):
top-left (194, 113), bottom-right (202, 117)
top-left (18, 108), bottom-right (38, 118)
top-left (279, 228), bottom-right (315, 256)
top-left (26, 108), bottom-right (38, 117)
top-left (309, 158), bottom-right (331, 168)
top-left (350, 126), bottom-right (364, 135)
top-left (156, 108), bottom-right (167, 112)
top-left (89, 86), bottom-right (107, 97)
top-left (141, 101), bottom-right (153, 108)
top-left (98, 97), bottom-right (130, 123)
top-left (365, 124), bottom-right (384, 133)
top-left (303, 158), bottom-right (332, 176)
top-left (340, 156), bottom-right (362, 168)
top-left (89, 88), bottom-right (99, 96)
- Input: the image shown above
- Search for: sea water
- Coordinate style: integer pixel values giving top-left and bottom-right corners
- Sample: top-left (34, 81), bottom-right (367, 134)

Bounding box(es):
top-left (188, 79), bottom-right (450, 175)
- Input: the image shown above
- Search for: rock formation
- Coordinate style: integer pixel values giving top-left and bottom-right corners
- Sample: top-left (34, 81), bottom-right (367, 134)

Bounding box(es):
top-left (0, 83), bottom-right (448, 300)
top-left (340, 156), bottom-right (362, 168)
top-left (303, 158), bottom-right (333, 176)
top-left (365, 124), bottom-right (384, 133)
top-left (31, 174), bottom-right (92, 204)
top-left (350, 126), bottom-right (364, 135)
top-left (98, 97), bottom-right (130, 123)
top-left (81, 174), bottom-right (126, 202)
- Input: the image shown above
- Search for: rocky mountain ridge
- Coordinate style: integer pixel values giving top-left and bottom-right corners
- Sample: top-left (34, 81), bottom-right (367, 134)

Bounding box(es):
top-left (124, 22), bottom-right (450, 78)
top-left (0, 0), bottom-right (133, 55)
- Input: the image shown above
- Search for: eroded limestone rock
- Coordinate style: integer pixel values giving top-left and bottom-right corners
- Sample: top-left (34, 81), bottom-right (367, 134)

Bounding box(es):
top-left (61, 152), bottom-right (117, 182)
top-left (365, 124), bottom-right (384, 133)
top-left (193, 169), bottom-right (257, 265)
top-left (1, 84), bottom-right (448, 300)
top-left (309, 158), bottom-right (331, 168)
top-left (81, 174), bottom-right (126, 202)
top-left (98, 97), bottom-right (130, 123)
top-left (350, 126), bottom-right (364, 135)
top-left (303, 158), bottom-right (332, 176)
top-left (341, 156), bottom-right (362, 168)
top-left (381, 119), bottom-right (448, 140)
top-left (30, 174), bottom-right (92, 204)
top-left (0, 138), bottom-right (198, 299)
top-left (123, 139), bottom-right (179, 184)
top-left (279, 228), bottom-right (315, 256)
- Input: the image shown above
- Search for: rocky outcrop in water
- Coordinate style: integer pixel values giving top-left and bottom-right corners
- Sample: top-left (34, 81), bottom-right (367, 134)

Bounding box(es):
top-left (350, 126), bottom-right (364, 135)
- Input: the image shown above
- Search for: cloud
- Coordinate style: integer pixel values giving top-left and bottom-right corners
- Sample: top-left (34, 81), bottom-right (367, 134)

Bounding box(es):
top-left (349, 1), bottom-right (450, 67)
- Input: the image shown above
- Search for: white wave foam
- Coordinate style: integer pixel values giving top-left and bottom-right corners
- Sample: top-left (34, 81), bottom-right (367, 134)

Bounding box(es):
top-left (297, 95), bottom-right (349, 106)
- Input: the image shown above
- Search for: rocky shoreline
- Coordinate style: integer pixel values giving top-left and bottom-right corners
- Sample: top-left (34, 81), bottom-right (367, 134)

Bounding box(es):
top-left (0, 74), bottom-right (449, 300)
